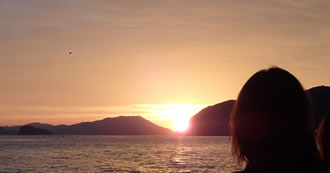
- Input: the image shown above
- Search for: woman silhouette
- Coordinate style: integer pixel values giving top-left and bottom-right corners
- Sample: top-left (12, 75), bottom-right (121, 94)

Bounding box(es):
top-left (317, 111), bottom-right (330, 169)
top-left (230, 67), bottom-right (328, 173)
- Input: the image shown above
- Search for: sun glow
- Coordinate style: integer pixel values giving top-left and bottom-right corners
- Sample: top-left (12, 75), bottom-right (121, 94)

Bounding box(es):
top-left (174, 116), bottom-right (190, 132)
top-left (151, 104), bottom-right (206, 132)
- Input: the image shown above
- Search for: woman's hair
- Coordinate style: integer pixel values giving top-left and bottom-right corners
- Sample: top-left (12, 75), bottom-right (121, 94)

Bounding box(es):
top-left (317, 112), bottom-right (330, 162)
top-left (230, 67), bottom-right (316, 165)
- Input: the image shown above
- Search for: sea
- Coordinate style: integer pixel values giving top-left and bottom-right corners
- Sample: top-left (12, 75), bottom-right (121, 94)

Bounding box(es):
top-left (0, 136), bottom-right (241, 173)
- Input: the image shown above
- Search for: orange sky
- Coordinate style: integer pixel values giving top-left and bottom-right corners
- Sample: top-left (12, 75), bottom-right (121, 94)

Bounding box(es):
top-left (1, 0), bottom-right (330, 130)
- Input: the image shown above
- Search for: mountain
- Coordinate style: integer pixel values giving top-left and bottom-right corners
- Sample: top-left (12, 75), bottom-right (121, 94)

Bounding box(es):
top-left (188, 100), bottom-right (235, 136)
top-left (1, 116), bottom-right (173, 135)
top-left (308, 86), bottom-right (330, 128)
top-left (187, 86), bottom-right (330, 136)
top-left (26, 122), bottom-right (57, 130)
top-left (51, 116), bottom-right (173, 135)
top-left (18, 125), bottom-right (52, 135)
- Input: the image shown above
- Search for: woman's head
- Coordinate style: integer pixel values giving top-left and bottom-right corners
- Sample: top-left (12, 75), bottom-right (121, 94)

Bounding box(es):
top-left (317, 112), bottom-right (330, 162)
top-left (231, 67), bottom-right (315, 164)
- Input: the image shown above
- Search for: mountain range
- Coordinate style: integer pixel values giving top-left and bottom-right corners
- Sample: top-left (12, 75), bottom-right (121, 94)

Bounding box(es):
top-left (1, 116), bottom-right (173, 135)
top-left (0, 85), bottom-right (329, 136)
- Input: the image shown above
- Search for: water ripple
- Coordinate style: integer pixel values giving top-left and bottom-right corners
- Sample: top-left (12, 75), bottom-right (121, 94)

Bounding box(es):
top-left (0, 136), bottom-right (241, 172)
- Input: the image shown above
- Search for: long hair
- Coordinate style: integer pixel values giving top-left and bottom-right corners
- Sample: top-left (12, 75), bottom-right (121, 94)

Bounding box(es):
top-left (317, 112), bottom-right (330, 163)
top-left (230, 67), bottom-right (316, 166)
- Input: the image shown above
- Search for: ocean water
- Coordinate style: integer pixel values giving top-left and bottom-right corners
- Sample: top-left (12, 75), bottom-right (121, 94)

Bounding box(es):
top-left (0, 136), bottom-right (241, 173)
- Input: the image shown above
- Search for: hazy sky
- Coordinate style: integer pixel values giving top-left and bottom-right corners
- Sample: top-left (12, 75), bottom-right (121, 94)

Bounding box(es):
top-left (1, 0), bottom-right (330, 129)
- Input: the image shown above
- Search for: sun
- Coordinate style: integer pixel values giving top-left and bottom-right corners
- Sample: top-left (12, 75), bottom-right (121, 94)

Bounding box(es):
top-left (150, 104), bottom-right (206, 132)
top-left (174, 117), bottom-right (190, 132)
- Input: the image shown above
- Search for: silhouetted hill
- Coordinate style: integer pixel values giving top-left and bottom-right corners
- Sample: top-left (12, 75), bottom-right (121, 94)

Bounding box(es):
top-left (188, 100), bottom-right (235, 136)
top-left (26, 122), bottom-right (56, 130)
top-left (52, 116), bottom-right (173, 135)
top-left (18, 125), bottom-right (52, 135)
top-left (187, 86), bottom-right (330, 136)
top-left (308, 86), bottom-right (330, 128)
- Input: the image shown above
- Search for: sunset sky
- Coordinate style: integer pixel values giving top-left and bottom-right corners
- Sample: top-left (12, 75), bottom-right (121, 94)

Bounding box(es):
top-left (1, 0), bottom-right (330, 130)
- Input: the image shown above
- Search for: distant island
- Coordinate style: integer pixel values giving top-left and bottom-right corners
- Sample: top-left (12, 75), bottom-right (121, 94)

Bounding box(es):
top-left (0, 127), bottom-right (16, 135)
top-left (18, 125), bottom-right (52, 135)
top-left (0, 86), bottom-right (329, 136)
